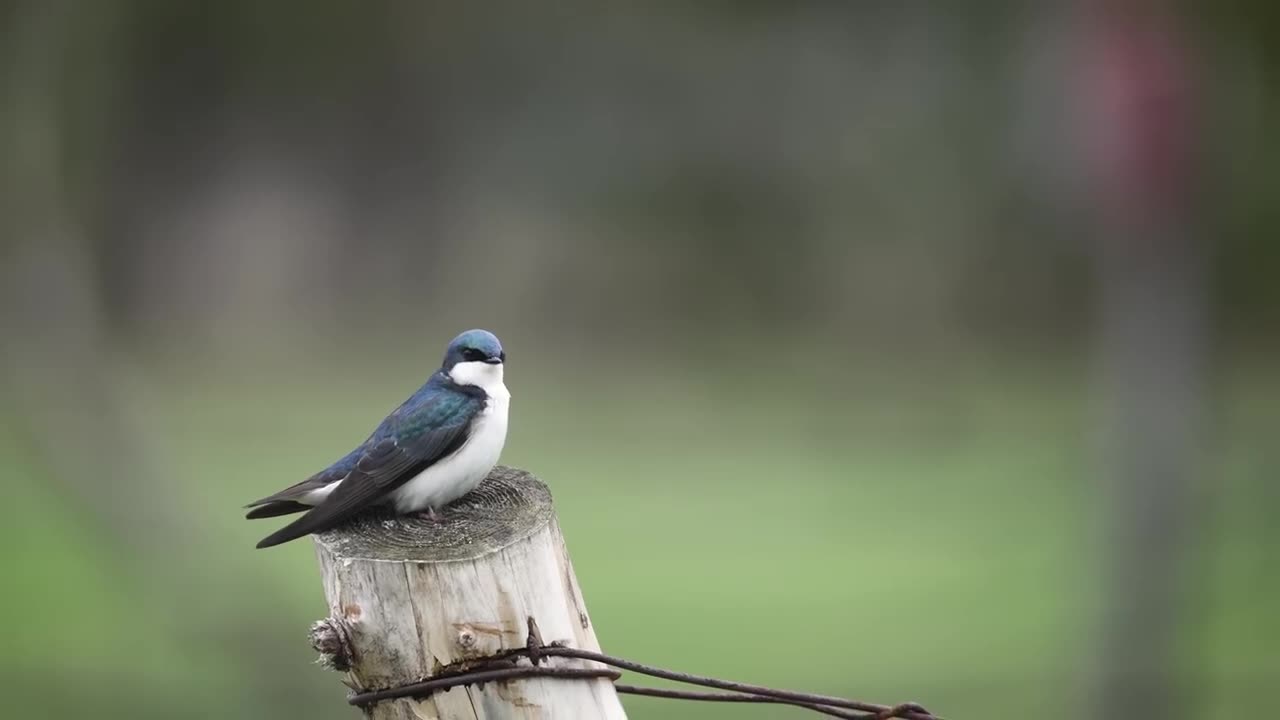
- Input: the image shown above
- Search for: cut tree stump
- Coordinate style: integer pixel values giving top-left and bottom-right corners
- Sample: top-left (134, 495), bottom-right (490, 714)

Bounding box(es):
top-left (310, 465), bottom-right (627, 719)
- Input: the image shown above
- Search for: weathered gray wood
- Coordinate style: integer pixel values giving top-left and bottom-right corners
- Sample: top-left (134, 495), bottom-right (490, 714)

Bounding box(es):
top-left (312, 466), bottom-right (627, 719)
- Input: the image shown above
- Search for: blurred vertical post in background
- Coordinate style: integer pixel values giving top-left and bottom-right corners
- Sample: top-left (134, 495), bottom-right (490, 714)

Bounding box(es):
top-left (1076, 1), bottom-right (1206, 718)
top-left (2, 1), bottom-right (172, 558)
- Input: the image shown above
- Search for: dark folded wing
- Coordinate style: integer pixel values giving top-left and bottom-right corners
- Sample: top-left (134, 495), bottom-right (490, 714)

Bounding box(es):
top-left (244, 456), bottom-right (355, 510)
top-left (254, 391), bottom-right (481, 548)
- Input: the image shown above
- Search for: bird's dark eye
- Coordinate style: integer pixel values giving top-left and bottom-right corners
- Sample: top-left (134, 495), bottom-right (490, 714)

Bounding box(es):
top-left (462, 348), bottom-right (485, 362)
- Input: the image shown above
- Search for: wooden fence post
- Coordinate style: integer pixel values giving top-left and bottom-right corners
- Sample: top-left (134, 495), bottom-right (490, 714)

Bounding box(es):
top-left (308, 465), bottom-right (628, 719)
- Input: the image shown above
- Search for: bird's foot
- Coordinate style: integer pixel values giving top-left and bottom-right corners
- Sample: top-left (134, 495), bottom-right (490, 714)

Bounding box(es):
top-left (417, 507), bottom-right (441, 522)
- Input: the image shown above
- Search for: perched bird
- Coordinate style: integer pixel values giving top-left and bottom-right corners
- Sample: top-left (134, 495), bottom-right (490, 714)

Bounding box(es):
top-left (246, 329), bottom-right (510, 549)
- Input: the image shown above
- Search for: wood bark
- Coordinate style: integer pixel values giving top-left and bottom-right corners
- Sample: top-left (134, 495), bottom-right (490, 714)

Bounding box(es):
top-left (313, 466), bottom-right (627, 719)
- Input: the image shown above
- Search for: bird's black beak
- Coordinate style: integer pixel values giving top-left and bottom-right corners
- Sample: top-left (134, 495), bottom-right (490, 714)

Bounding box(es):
top-left (483, 356), bottom-right (503, 365)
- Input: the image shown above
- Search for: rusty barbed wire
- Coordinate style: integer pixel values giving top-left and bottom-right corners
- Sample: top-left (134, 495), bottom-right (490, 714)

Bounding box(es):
top-left (341, 618), bottom-right (940, 720)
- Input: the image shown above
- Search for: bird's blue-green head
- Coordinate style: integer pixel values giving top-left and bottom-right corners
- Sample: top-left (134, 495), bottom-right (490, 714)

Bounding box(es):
top-left (442, 329), bottom-right (506, 387)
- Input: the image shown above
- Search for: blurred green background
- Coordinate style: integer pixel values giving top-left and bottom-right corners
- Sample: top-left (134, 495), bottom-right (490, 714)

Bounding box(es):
top-left (2, 2), bottom-right (1277, 719)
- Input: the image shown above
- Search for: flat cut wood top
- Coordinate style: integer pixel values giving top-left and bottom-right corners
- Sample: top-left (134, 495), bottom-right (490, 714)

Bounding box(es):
top-left (313, 465), bottom-right (555, 562)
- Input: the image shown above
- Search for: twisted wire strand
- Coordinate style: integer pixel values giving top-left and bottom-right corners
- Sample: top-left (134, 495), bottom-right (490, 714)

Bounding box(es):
top-left (343, 620), bottom-right (939, 720)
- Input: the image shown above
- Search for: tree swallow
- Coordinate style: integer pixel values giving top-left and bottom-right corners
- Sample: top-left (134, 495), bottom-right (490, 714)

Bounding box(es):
top-left (246, 329), bottom-right (510, 549)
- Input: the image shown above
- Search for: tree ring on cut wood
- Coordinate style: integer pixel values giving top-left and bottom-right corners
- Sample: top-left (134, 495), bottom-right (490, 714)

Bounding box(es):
top-left (313, 466), bottom-right (554, 562)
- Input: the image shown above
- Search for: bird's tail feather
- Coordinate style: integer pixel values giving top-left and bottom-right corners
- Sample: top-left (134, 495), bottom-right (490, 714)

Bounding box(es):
top-left (255, 517), bottom-right (314, 549)
top-left (255, 506), bottom-right (346, 549)
top-left (245, 500), bottom-right (311, 520)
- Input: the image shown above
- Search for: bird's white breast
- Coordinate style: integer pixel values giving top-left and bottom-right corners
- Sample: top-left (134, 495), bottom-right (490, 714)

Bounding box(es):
top-left (389, 363), bottom-right (510, 513)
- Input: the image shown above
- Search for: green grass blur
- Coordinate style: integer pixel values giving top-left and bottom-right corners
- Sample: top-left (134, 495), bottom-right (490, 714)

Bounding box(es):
top-left (2, 350), bottom-right (1276, 719)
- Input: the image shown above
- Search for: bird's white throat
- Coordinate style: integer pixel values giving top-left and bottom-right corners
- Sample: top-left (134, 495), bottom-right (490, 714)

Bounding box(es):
top-left (448, 360), bottom-right (510, 400)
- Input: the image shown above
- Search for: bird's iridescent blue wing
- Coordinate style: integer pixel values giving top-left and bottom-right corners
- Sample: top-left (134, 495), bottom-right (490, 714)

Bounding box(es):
top-left (253, 386), bottom-right (483, 548)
